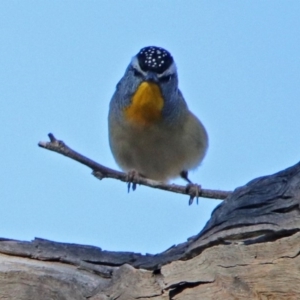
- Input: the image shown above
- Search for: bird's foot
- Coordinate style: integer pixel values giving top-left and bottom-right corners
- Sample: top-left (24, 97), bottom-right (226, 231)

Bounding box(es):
top-left (180, 170), bottom-right (202, 204)
top-left (186, 183), bottom-right (202, 205)
top-left (126, 170), bottom-right (144, 192)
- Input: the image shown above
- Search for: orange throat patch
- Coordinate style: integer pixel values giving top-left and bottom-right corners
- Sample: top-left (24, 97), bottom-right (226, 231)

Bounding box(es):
top-left (124, 82), bottom-right (164, 126)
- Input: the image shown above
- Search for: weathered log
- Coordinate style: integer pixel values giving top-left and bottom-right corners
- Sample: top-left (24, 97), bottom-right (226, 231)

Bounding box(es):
top-left (0, 161), bottom-right (299, 299)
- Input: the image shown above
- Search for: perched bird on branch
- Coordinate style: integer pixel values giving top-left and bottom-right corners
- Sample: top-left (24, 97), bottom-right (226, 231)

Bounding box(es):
top-left (108, 46), bottom-right (208, 184)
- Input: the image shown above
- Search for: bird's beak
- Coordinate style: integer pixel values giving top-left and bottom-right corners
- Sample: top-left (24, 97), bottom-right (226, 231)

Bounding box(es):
top-left (145, 72), bottom-right (159, 83)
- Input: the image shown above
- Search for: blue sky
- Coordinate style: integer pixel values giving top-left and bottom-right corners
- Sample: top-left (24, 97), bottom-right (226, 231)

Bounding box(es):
top-left (1, 1), bottom-right (299, 254)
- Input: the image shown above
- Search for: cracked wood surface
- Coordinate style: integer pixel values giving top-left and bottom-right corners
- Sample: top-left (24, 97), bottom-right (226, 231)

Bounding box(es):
top-left (0, 161), bottom-right (300, 299)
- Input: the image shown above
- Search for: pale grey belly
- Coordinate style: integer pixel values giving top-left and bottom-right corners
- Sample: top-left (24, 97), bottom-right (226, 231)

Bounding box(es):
top-left (109, 114), bottom-right (207, 182)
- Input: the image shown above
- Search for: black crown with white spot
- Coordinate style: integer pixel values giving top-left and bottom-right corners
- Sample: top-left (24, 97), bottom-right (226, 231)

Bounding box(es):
top-left (137, 46), bottom-right (173, 74)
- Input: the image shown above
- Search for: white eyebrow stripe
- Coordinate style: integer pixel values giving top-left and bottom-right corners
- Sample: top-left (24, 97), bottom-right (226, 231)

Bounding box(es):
top-left (131, 56), bottom-right (148, 76)
top-left (157, 62), bottom-right (177, 77)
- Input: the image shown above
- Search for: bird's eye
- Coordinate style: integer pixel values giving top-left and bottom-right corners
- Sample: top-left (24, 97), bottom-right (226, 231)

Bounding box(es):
top-left (159, 75), bottom-right (172, 83)
top-left (133, 69), bottom-right (143, 77)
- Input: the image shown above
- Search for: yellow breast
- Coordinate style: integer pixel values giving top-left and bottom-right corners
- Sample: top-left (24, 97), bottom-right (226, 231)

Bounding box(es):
top-left (124, 82), bottom-right (164, 126)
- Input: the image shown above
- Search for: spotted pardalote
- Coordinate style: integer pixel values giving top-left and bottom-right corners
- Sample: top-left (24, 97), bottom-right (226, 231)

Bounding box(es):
top-left (108, 46), bottom-right (208, 183)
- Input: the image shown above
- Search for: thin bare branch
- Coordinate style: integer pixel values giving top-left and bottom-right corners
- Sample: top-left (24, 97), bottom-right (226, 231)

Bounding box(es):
top-left (38, 133), bottom-right (232, 203)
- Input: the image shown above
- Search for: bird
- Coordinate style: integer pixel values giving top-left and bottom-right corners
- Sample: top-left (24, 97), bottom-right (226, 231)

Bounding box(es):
top-left (108, 46), bottom-right (208, 186)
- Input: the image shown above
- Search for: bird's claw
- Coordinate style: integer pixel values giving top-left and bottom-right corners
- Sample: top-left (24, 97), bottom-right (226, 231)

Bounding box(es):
top-left (186, 183), bottom-right (202, 205)
top-left (126, 170), bottom-right (142, 192)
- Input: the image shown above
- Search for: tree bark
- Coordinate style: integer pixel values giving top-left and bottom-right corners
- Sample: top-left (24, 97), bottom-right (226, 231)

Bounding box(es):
top-left (1, 161), bottom-right (300, 300)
